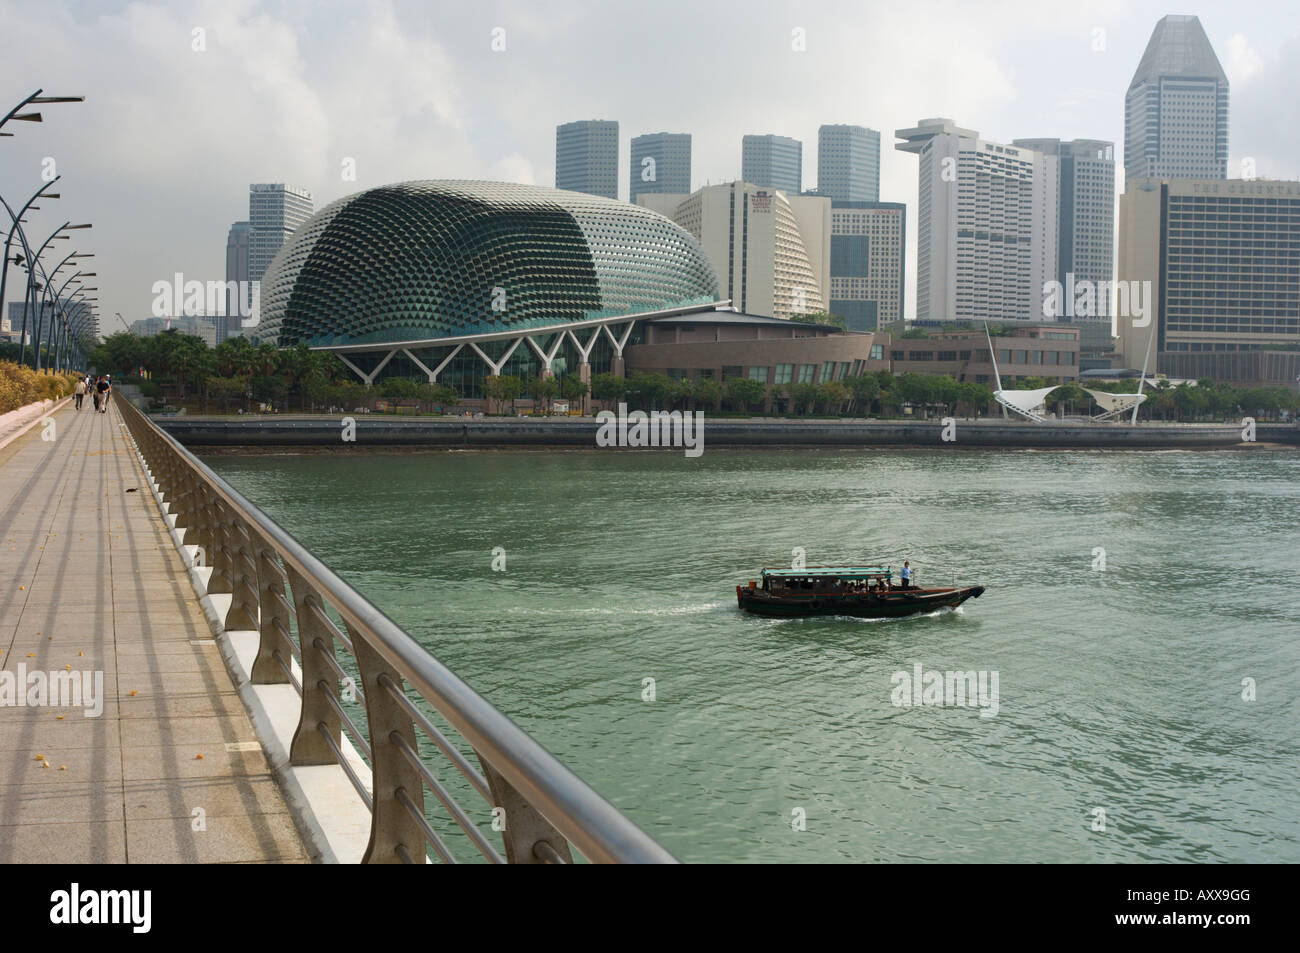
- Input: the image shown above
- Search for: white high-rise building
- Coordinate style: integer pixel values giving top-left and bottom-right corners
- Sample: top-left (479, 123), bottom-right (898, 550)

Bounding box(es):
top-left (1124, 14), bottom-right (1229, 181)
top-left (897, 119), bottom-right (1058, 326)
top-left (249, 184), bottom-right (313, 289)
top-left (639, 182), bottom-right (830, 320)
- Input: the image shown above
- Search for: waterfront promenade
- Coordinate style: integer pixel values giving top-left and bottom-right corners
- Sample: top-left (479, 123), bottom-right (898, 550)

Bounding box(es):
top-left (0, 402), bottom-right (309, 863)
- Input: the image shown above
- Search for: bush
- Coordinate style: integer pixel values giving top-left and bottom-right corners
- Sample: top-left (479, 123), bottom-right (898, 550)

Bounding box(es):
top-left (0, 362), bottom-right (80, 414)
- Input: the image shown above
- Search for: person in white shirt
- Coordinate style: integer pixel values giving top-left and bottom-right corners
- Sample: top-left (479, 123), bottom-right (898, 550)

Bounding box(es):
top-left (900, 561), bottom-right (913, 589)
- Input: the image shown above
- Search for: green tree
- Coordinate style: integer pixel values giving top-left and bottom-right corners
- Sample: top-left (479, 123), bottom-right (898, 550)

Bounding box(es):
top-left (726, 377), bottom-right (766, 413)
top-left (818, 380), bottom-right (850, 415)
top-left (693, 377), bottom-right (723, 413)
top-left (558, 375), bottom-right (588, 413)
top-left (845, 374), bottom-right (880, 416)
top-left (589, 372), bottom-right (627, 409)
top-left (787, 381), bottom-right (820, 414)
top-left (533, 374), bottom-right (560, 413)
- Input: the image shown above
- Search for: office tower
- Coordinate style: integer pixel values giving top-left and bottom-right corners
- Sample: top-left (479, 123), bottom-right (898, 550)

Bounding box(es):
top-left (818, 125), bottom-right (881, 203)
top-left (828, 202), bottom-right (905, 331)
top-left (897, 119), bottom-right (1058, 326)
top-left (638, 182), bottom-right (830, 320)
top-left (629, 133), bottom-right (692, 203)
top-left (223, 221), bottom-right (251, 344)
top-left (741, 135), bottom-right (802, 194)
top-left (248, 184), bottom-right (313, 332)
top-left (1012, 138), bottom-right (1116, 353)
top-left (1118, 178), bottom-right (1300, 373)
top-left (1125, 15), bottom-right (1229, 180)
top-left (556, 120), bottom-right (619, 199)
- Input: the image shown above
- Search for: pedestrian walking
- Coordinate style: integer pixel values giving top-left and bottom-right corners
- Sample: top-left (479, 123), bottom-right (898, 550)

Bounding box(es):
top-left (94, 376), bottom-right (108, 413)
top-left (74, 377), bottom-right (86, 410)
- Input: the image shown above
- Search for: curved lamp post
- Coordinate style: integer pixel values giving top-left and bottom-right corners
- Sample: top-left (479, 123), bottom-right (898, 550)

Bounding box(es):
top-left (27, 221), bottom-right (91, 369)
top-left (1, 90), bottom-right (84, 138)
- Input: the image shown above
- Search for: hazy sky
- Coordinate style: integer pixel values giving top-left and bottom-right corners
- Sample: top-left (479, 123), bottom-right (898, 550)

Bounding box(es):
top-left (2, 0), bottom-right (1298, 329)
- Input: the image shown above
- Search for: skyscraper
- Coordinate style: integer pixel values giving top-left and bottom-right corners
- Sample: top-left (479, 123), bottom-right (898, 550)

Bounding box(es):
top-left (630, 133), bottom-right (691, 202)
top-left (638, 182), bottom-right (830, 320)
top-left (1012, 138), bottom-right (1116, 353)
top-left (741, 135), bottom-right (802, 194)
top-left (896, 119), bottom-right (1057, 325)
top-left (1125, 15), bottom-right (1229, 181)
top-left (556, 120), bottom-right (619, 199)
top-left (828, 202), bottom-right (905, 331)
top-left (248, 184), bottom-right (313, 329)
top-left (222, 220), bottom-right (251, 344)
top-left (817, 125), bottom-right (881, 203)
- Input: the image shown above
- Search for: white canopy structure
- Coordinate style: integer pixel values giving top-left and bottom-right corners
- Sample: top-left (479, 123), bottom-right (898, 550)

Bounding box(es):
top-left (983, 322), bottom-right (1062, 422)
top-left (1083, 387), bottom-right (1146, 421)
top-left (994, 386), bottom-right (1062, 422)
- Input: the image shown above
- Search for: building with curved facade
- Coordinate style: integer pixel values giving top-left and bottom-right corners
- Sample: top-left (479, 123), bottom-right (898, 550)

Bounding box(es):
top-left (255, 180), bottom-right (723, 395)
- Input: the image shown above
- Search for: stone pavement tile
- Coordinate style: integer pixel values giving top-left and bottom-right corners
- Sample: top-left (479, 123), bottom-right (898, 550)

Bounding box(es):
top-left (116, 639), bottom-right (220, 656)
top-left (122, 743), bottom-right (271, 782)
top-left (126, 812), bottom-right (307, 863)
top-left (118, 715), bottom-right (256, 748)
top-left (0, 781), bottom-right (125, 825)
top-left (0, 743), bottom-right (123, 784)
top-left (115, 650), bottom-right (229, 677)
top-left (115, 671), bottom-right (232, 698)
top-left (0, 712), bottom-right (120, 750)
top-left (0, 820), bottom-right (127, 864)
top-left (117, 690), bottom-right (247, 721)
top-left (123, 776), bottom-right (292, 820)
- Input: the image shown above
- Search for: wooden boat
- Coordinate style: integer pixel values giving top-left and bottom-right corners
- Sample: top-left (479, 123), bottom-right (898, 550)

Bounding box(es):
top-left (736, 566), bottom-right (984, 619)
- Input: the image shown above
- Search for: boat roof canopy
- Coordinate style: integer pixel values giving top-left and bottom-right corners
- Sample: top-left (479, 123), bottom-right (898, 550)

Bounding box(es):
top-left (762, 566), bottom-right (893, 580)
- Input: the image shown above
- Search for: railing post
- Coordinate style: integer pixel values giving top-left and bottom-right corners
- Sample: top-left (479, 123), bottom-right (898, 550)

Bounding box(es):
top-left (206, 495), bottom-right (235, 596)
top-left (353, 630), bottom-right (425, 863)
top-left (286, 567), bottom-right (343, 765)
top-left (223, 515), bottom-right (260, 631)
top-left (475, 755), bottom-right (573, 864)
top-left (250, 540), bottom-right (293, 685)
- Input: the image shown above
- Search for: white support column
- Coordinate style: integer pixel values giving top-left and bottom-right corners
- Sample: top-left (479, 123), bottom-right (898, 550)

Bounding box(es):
top-left (600, 320), bottom-right (636, 358)
top-left (568, 326), bottom-right (602, 363)
top-left (469, 335), bottom-right (526, 376)
top-left (402, 348), bottom-right (438, 383)
top-left (525, 332), bottom-right (568, 376)
top-left (336, 349), bottom-right (398, 386)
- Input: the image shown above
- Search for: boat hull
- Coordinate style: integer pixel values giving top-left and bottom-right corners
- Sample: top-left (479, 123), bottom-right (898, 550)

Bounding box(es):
top-left (736, 585), bottom-right (985, 619)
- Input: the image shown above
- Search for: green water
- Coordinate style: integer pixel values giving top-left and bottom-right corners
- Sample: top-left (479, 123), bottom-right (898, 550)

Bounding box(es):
top-left (204, 447), bottom-right (1300, 863)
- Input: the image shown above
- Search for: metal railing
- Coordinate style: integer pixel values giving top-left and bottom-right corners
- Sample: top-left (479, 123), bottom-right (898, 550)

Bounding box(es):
top-left (115, 397), bottom-right (676, 864)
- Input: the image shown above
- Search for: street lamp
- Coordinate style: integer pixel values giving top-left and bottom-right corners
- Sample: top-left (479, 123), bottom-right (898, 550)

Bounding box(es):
top-left (1, 90), bottom-right (84, 137)
top-left (26, 221), bottom-right (91, 369)
top-left (0, 179), bottom-right (61, 361)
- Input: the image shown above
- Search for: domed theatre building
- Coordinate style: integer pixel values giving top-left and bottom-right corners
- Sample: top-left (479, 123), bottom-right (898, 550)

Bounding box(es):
top-left (256, 180), bottom-right (888, 410)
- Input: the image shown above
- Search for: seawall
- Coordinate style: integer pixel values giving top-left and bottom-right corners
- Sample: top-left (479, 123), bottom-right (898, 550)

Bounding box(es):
top-left (148, 414), bottom-right (1299, 450)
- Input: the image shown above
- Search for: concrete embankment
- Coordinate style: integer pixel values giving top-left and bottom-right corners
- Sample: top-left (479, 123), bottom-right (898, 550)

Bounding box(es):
top-left (149, 414), bottom-right (1298, 450)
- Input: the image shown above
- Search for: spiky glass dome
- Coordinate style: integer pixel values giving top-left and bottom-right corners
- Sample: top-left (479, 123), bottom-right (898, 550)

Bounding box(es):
top-left (255, 180), bottom-right (720, 347)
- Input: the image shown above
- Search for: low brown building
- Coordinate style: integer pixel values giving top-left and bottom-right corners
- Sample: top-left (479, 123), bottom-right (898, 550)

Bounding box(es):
top-left (624, 312), bottom-right (891, 412)
top-left (889, 324), bottom-right (1081, 385)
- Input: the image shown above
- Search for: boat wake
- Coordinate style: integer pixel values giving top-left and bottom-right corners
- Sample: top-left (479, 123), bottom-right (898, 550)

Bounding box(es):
top-left (507, 602), bottom-right (724, 617)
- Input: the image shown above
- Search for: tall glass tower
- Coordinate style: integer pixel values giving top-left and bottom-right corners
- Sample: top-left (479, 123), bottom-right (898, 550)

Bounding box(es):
top-left (817, 125), bottom-right (881, 203)
top-left (556, 120), bottom-right (620, 200)
top-left (1125, 15), bottom-right (1229, 180)
top-left (629, 133), bottom-right (691, 203)
top-left (249, 184), bottom-right (313, 295)
top-left (741, 134), bottom-right (802, 194)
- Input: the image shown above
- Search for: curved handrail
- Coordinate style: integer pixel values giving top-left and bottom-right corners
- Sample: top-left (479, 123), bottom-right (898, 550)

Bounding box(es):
top-left (116, 396), bottom-right (676, 864)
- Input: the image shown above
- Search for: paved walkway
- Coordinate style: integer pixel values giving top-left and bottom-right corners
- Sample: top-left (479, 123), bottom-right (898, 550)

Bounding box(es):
top-left (0, 400), bottom-right (309, 863)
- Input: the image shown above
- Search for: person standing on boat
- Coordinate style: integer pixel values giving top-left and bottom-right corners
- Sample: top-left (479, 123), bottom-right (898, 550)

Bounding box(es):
top-left (900, 561), bottom-right (913, 589)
